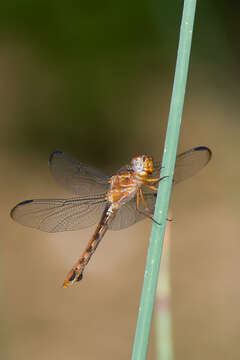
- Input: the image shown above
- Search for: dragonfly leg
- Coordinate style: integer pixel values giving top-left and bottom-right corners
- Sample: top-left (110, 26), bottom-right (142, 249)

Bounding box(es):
top-left (138, 189), bottom-right (172, 224)
top-left (136, 190), bottom-right (161, 226)
top-left (144, 175), bottom-right (168, 184)
top-left (145, 184), bottom-right (158, 192)
top-left (143, 175), bottom-right (169, 192)
top-left (139, 188), bottom-right (147, 208)
top-left (152, 193), bottom-right (172, 222)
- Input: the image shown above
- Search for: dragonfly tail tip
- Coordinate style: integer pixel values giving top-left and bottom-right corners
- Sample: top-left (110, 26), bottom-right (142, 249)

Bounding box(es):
top-left (62, 280), bottom-right (70, 288)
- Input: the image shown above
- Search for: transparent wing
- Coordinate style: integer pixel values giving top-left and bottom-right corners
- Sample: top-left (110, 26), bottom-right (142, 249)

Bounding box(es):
top-left (10, 195), bottom-right (106, 233)
top-left (153, 146), bottom-right (212, 184)
top-left (49, 150), bottom-right (109, 196)
top-left (109, 193), bottom-right (156, 230)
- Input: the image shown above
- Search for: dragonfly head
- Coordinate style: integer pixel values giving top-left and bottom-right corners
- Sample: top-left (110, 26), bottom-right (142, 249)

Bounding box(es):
top-left (132, 155), bottom-right (153, 176)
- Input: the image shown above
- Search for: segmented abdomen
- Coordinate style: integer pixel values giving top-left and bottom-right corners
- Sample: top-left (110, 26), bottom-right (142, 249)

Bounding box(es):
top-left (62, 204), bottom-right (115, 288)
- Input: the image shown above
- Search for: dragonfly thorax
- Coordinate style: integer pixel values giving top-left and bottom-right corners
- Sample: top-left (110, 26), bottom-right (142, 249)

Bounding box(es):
top-left (131, 155), bottom-right (153, 176)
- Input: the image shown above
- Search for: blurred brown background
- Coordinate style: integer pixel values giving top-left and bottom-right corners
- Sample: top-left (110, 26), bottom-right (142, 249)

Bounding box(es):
top-left (1, 1), bottom-right (240, 359)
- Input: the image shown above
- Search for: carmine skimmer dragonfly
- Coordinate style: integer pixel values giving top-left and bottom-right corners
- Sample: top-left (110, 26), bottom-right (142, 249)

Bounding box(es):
top-left (10, 146), bottom-right (211, 288)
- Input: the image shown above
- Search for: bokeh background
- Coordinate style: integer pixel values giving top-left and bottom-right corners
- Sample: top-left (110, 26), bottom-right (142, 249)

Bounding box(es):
top-left (1, 1), bottom-right (240, 359)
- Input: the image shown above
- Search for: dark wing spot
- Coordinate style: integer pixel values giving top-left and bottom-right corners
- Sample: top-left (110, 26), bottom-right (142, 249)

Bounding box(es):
top-left (194, 146), bottom-right (208, 151)
top-left (18, 199), bottom-right (33, 205)
top-left (193, 146), bottom-right (212, 158)
top-left (10, 199), bottom-right (34, 218)
top-left (48, 150), bottom-right (64, 164)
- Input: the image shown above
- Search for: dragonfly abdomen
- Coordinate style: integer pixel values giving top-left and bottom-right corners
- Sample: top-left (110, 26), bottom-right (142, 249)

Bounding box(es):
top-left (62, 203), bottom-right (116, 287)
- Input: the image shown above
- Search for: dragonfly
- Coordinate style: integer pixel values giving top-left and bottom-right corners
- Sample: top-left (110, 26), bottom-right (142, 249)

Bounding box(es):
top-left (10, 146), bottom-right (211, 288)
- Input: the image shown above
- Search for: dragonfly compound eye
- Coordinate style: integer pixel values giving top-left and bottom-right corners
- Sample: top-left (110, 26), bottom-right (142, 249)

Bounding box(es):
top-left (132, 156), bottom-right (144, 172)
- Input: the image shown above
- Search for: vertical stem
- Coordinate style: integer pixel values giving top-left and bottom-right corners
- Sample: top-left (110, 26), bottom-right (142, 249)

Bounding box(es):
top-left (131, 1), bottom-right (197, 359)
top-left (155, 229), bottom-right (173, 360)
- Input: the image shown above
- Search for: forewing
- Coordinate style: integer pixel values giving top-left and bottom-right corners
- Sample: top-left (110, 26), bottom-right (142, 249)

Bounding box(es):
top-left (153, 146), bottom-right (212, 184)
top-left (10, 195), bottom-right (106, 233)
top-left (49, 150), bottom-right (109, 196)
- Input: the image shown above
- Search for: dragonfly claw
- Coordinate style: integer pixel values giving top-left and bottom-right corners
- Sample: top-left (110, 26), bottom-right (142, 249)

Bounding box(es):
top-left (152, 218), bottom-right (162, 226)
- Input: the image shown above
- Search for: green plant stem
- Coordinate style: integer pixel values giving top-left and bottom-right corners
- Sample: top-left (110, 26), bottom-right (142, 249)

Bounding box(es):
top-left (155, 236), bottom-right (173, 360)
top-left (131, 1), bottom-right (197, 359)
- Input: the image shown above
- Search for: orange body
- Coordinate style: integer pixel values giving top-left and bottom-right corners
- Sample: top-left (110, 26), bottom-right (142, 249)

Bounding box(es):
top-left (106, 170), bottom-right (137, 209)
